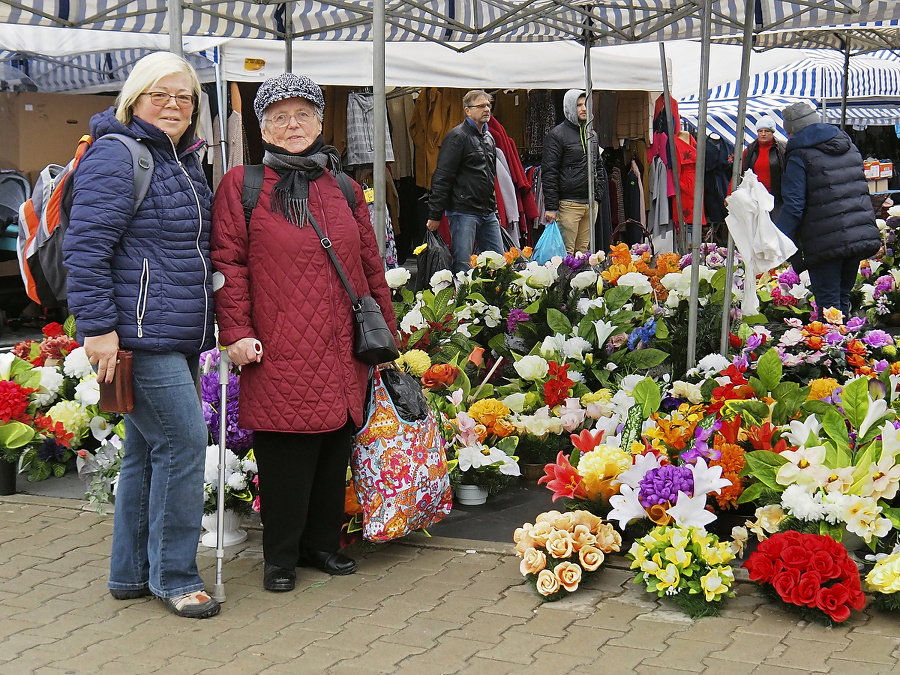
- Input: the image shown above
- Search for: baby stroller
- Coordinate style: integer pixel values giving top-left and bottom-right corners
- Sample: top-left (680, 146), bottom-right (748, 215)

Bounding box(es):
top-left (0, 170), bottom-right (33, 334)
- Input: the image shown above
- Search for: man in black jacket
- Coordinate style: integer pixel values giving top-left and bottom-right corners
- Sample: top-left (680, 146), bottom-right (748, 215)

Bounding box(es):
top-left (426, 89), bottom-right (504, 274)
top-left (542, 89), bottom-right (601, 254)
top-left (778, 101), bottom-right (880, 316)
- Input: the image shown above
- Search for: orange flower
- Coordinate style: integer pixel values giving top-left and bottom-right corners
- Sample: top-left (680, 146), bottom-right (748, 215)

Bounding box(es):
top-left (806, 335), bottom-right (824, 351)
top-left (712, 472), bottom-right (744, 510)
top-left (711, 440), bottom-right (746, 475)
top-left (344, 484), bottom-right (362, 516)
top-left (474, 424), bottom-right (489, 442)
top-left (470, 254), bottom-right (478, 267)
top-left (503, 247), bottom-right (520, 264)
top-left (421, 363), bottom-right (460, 390)
top-left (804, 321), bottom-right (828, 337)
top-left (492, 417), bottom-right (516, 438)
top-left (522, 246), bottom-right (533, 259)
top-left (846, 339), bottom-right (867, 356)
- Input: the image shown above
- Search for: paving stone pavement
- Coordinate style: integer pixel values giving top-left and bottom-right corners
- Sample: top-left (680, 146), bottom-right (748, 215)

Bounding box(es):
top-left (2, 494), bottom-right (900, 675)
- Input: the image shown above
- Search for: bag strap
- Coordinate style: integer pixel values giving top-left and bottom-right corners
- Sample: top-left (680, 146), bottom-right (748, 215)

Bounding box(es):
top-left (241, 164), bottom-right (356, 231)
top-left (105, 133), bottom-right (154, 214)
top-left (241, 164), bottom-right (266, 231)
top-left (306, 209), bottom-right (360, 308)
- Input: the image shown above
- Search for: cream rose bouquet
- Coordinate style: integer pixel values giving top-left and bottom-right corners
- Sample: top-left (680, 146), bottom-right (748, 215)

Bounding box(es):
top-left (514, 509), bottom-right (622, 602)
top-left (627, 524), bottom-right (736, 618)
top-left (866, 548), bottom-right (900, 612)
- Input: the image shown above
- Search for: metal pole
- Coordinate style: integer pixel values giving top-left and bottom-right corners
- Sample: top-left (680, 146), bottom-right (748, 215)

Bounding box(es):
top-left (211, 349), bottom-right (231, 603)
top-left (167, 0), bottom-right (183, 56)
top-left (373, 0), bottom-right (387, 257)
top-left (720, 0), bottom-right (756, 355)
top-left (584, 21), bottom-right (596, 252)
top-left (214, 47), bottom-right (229, 178)
top-left (285, 1), bottom-right (293, 73)
top-left (686, 0), bottom-right (713, 369)
top-left (841, 38), bottom-right (850, 130)
top-left (659, 44), bottom-right (686, 255)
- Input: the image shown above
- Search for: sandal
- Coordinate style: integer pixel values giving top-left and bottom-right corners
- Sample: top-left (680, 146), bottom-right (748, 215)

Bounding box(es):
top-left (161, 590), bottom-right (220, 619)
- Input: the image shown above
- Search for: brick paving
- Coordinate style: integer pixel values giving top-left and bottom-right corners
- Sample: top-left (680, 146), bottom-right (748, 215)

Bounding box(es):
top-left (2, 494), bottom-right (900, 674)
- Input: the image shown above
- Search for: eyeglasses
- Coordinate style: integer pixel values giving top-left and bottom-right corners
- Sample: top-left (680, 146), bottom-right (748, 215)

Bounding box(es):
top-left (142, 92), bottom-right (195, 108)
top-left (467, 103), bottom-right (492, 110)
top-left (265, 111), bottom-right (317, 128)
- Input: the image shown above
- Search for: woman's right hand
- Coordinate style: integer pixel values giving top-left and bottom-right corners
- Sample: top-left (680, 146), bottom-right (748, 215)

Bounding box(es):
top-left (226, 338), bottom-right (263, 367)
top-left (84, 332), bottom-right (120, 384)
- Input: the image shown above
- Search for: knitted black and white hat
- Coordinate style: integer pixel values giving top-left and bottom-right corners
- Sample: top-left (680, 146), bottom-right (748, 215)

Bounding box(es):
top-left (253, 73), bottom-right (325, 124)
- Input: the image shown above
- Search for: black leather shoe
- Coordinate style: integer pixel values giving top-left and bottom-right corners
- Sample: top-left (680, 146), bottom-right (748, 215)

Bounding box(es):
top-left (299, 549), bottom-right (358, 576)
top-left (263, 563), bottom-right (296, 592)
top-left (110, 587), bottom-right (152, 600)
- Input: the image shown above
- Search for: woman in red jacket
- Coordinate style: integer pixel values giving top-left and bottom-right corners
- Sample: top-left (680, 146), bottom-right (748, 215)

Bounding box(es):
top-left (210, 74), bottom-right (396, 592)
top-left (741, 115), bottom-right (787, 217)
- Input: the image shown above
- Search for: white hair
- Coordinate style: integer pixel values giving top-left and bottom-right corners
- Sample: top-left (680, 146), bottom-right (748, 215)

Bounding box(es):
top-left (116, 52), bottom-right (202, 127)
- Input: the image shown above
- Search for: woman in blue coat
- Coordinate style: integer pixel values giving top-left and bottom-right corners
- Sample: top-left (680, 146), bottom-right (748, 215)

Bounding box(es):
top-left (62, 52), bottom-right (219, 619)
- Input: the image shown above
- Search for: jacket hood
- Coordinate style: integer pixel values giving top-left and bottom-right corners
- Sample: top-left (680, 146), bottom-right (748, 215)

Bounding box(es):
top-left (89, 106), bottom-right (203, 154)
top-left (563, 89), bottom-right (585, 126)
top-left (786, 123), bottom-right (847, 155)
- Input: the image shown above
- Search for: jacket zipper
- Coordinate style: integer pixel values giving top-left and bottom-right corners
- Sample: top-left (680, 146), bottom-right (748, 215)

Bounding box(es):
top-left (312, 181), bottom-right (350, 409)
top-left (169, 135), bottom-right (210, 351)
top-left (137, 258), bottom-right (149, 338)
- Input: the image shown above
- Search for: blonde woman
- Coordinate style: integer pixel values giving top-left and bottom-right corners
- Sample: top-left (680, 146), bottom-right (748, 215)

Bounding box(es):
top-left (62, 52), bottom-right (219, 619)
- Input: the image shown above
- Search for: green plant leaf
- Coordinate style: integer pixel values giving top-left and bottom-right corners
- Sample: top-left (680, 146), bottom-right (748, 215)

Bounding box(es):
top-left (822, 409), bottom-right (850, 451)
top-left (842, 377), bottom-right (870, 431)
top-left (604, 284), bottom-right (632, 311)
top-left (802, 400), bottom-right (835, 417)
top-left (756, 348), bottom-right (783, 393)
top-left (0, 421), bottom-right (36, 449)
top-left (546, 308), bottom-right (573, 335)
top-left (882, 507), bottom-right (900, 530)
top-left (737, 482), bottom-right (767, 504)
top-left (405, 327), bottom-right (428, 349)
top-left (655, 319), bottom-right (669, 340)
top-left (623, 348), bottom-right (668, 370)
top-left (749, 377), bottom-right (767, 399)
top-left (858, 416), bottom-right (893, 447)
top-left (620, 404), bottom-right (644, 451)
top-left (632, 377), bottom-right (661, 419)
top-left (724, 400), bottom-right (770, 427)
top-left (743, 450), bottom-right (788, 491)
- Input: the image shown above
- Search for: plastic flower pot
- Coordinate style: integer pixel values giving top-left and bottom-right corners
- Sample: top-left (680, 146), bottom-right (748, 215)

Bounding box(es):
top-left (455, 484), bottom-right (489, 505)
top-left (200, 510), bottom-right (248, 548)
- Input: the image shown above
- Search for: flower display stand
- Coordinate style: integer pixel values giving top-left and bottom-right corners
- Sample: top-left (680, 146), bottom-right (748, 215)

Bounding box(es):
top-left (455, 484), bottom-right (489, 505)
top-left (200, 510), bottom-right (247, 548)
top-left (0, 460), bottom-right (16, 496)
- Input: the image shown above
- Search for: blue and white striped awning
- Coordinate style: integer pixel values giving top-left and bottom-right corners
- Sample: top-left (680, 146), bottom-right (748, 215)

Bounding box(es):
top-left (725, 19), bottom-right (900, 52)
top-left (679, 95), bottom-right (798, 147)
top-left (822, 101), bottom-right (900, 128)
top-left (1, 1), bottom-right (898, 48)
top-left (684, 50), bottom-right (900, 101)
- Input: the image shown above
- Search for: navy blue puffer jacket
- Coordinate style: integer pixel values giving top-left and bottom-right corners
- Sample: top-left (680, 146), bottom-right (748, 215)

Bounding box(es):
top-left (63, 108), bottom-right (215, 355)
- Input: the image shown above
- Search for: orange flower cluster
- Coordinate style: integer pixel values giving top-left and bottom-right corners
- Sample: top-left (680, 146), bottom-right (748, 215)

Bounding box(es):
top-left (845, 338), bottom-right (867, 369)
top-left (645, 404), bottom-right (705, 454)
top-left (634, 252), bottom-right (681, 302)
top-left (600, 243), bottom-right (638, 284)
top-left (467, 398), bottom-right (515, 438)
top-left (710, 438), bottom-right (746, 510)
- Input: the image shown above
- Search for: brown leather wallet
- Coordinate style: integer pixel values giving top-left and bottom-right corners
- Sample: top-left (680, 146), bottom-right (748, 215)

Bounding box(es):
top-left (98, 350), bottom-right (134, 414)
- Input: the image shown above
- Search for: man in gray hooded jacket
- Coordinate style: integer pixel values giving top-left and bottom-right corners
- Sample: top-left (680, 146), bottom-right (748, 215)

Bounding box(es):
top-left (542, 89), bottom-right (602, 254)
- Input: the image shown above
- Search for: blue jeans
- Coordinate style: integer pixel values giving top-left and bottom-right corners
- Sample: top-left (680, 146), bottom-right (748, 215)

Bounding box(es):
top-left (448, 212), bottom-right (504, 274)
top-left (807, 257), bottom-right (861, 318)
top-left (108, 351), bottom-right (208, 599)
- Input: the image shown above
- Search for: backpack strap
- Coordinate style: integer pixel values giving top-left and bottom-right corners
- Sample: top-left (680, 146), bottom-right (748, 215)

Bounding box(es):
top-left (241, 164), bottom-right (266, 231)
top-left (105, 133), bottom-right (154, 215)
top-left (241, 165), bottom-right (357, 231)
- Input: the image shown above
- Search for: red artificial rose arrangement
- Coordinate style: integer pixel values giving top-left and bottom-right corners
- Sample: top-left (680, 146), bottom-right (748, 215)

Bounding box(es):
top-left (743, 531), bottom-right (865, 624)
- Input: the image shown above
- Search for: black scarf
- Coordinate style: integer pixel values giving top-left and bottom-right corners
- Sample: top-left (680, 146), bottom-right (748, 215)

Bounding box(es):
top-left (262, 135), bottom-right (341, 227)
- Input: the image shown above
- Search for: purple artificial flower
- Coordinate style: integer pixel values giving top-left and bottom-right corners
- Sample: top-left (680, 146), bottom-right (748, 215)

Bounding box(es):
top-left (863, 330), bottom-right (894, 348)
top-left (876, 275), bottom-right (894, 293)
top-left (638, 464), bottom-right (695, 508)
top-left (506, 308), bottom-right (531, 334)
top-left (744, 334), bottom-right (763, 353)
top-left (778, 266), bottom-right (800, 286)
top-left (875, 360), bottom-right (890, 375)
top-left (730, 306), bottom-right (743, 322)
top-left (861, 266), bottom-right (873, 279)
top-left (681, 421), bottom-right (723, 463)
top-left (562, 254), bottom-right (586, 271)
top-left (660, 395), bottom-right (684, 412)
top-left (679, 253), bottom-right (692, 270)
top-left (846, 316), bottom-right (866, 332)
top-left (825, 332), bottom-right (845, 345)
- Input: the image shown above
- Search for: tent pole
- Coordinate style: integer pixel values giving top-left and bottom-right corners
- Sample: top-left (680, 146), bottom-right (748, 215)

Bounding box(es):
top-left (841, 38), bottom-right (850, 130)
top-left (373, 0), bottom-right (387, 257)
top-left (659, 44), bottom-right (686, 255)
top-left (214, 47), bottom-right (229, 178)
top-left (285, 1), bottom-right (293, 73)
top-left (686, 0), bottom-right (713, 369)
top-left (167, 0), bottom-right (183, 56)
top-left (584, 20), bottom-right (596, 253)
top-left (720, 0), bottom-right (756, 356)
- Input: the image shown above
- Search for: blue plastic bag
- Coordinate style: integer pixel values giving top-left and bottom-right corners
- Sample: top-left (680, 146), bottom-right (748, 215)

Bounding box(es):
top-left (532, 221), bottom-right (566, 264)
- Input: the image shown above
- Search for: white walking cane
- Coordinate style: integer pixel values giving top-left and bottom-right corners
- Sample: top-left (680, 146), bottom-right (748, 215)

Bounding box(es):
top-left (211, 346), bottom-right (230, 603)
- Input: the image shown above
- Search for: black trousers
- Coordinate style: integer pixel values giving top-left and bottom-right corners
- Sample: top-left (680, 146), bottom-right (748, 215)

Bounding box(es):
top-left (253, 421), bottom-right (353, 570)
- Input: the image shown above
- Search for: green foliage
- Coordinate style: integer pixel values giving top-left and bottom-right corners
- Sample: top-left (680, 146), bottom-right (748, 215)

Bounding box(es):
top-left (632, 378), bottom-right (661, 419)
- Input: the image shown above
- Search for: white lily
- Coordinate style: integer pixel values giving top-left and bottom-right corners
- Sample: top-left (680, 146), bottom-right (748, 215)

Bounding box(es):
top-left (592, 320), bottom-right (617, 349)
top-left (607, 484), bottom-right (648, 530)
top-left (614, 452), bottom-right (660, 489)
top-left (783, 415), bottom-right (822, 449)
top-left (666, 491), bottom-right (717, 529)
top-left (858, 395), bottom-right (889, 441)
top-left (689, 458), bottom-right (733, 496)
top-left (0, 352), bottom-right (15, 380)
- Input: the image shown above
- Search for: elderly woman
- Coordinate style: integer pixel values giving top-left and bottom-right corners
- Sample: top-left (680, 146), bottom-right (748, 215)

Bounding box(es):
top-left (62, 52), bottom-right (219, 619)
top-left (211, 74), bottom-right (396, 592)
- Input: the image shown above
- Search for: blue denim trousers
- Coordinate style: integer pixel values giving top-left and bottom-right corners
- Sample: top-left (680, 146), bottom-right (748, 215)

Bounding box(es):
top-left (448, 212), bottom-right (504, 274)
top-left (108, 351), bottom-right (208, 599)
top-left (807, 257), bottom-right (861, 318)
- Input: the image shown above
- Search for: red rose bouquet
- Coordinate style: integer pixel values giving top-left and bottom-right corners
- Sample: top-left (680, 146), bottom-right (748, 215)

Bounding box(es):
top-left (743, 531), bottom-right (866, 624)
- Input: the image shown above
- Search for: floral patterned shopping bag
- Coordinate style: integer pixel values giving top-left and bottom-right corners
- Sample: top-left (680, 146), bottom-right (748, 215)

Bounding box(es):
top-left (352, 369), bottom-right (452, 542)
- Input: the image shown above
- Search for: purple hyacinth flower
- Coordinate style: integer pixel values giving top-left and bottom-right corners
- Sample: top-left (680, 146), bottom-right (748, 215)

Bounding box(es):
top-left (638, 464), bottom-right (695, 508)
top-left (778, 266), bottom-right (800, 286)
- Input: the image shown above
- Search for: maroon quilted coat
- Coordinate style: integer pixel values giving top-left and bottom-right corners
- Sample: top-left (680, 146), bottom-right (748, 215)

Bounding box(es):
top-left (211, 165), bottom-right (397, 433)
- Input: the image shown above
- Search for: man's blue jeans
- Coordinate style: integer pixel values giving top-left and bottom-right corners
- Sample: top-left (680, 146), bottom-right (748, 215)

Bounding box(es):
top-left (448, 212), bottom-right (505, 274)
top-left (108, 351), bottom-right (208, 599)
top-left (807, 257), bottom-right (861, 318)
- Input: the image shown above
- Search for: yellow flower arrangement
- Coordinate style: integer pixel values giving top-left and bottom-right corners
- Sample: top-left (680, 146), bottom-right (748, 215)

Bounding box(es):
top-left (577, 445), bottom-right (633, 500)
top-left (807, 378), bottom-right (840, 401)
top-left (866, 552), bottom-right (900, 594)
top-left (467, 398), bottom-right (511, 430)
